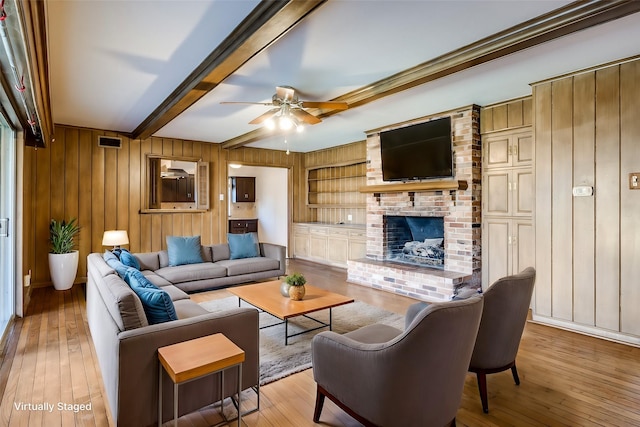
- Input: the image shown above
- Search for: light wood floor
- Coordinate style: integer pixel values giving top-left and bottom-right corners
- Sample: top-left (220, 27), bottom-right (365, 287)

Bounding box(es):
top-left (2, 259), bottom-right (640, 426)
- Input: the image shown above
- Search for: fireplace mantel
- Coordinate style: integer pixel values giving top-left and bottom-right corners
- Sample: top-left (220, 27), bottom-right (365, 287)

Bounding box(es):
top-left (359, 180), bottom-right (468, 194)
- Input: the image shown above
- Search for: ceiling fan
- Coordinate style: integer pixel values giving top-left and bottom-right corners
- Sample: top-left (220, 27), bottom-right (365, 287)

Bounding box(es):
top-left (221, 86), bottom-right (349, 131)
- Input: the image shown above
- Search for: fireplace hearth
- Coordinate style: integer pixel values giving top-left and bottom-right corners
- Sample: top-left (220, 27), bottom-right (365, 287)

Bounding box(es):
top-left (385, 216), bottom-right (445, 268)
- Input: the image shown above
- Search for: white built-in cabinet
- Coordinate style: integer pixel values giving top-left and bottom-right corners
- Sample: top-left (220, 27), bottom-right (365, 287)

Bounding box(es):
top-left (482, 128), bottom-right (535, 287)
top-left (292, 223), bottom-right (366, 268)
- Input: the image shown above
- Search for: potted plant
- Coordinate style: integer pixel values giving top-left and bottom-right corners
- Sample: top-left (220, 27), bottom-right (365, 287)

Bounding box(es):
top-left (48, 218), bottom-right (80, 290)
top-left (285, 272), bottom-right (307, 301)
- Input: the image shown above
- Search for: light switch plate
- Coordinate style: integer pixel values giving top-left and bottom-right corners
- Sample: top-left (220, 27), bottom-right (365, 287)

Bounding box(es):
top-left (630, 172), bottom-right (640, 190)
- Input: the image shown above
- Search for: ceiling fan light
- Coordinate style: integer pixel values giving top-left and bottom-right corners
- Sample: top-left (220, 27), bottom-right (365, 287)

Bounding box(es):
top-left (279, 115), bottom-right (293, 130)
top-left (296, 124), bottom-right (304, 133)
top-left (265, 118), bottom-right (276, 130)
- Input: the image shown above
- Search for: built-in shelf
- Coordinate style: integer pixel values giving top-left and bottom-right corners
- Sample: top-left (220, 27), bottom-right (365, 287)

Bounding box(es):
top-left (359, 180), bottom-right (468, 194)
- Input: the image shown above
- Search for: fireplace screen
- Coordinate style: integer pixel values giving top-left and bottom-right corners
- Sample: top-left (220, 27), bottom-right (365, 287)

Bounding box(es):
top-left (384, 216), bottom-right (445, 268)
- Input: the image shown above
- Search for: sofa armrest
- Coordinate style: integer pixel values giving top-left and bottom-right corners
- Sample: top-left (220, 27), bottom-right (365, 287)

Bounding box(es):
top-left (260, 242), bottom-right (286, 272)
top-left (116, 307), bottom-right (259, 426)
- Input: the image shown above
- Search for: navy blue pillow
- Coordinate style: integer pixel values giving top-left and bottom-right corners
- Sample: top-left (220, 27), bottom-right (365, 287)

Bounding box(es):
top-left (104, 251), bottom-right (129, 278)
top-left (119, 249), bottom-right (141, 270)
top-left (166, 235), bottom-right (203, 266)
top-left (228, 232), bottom-right (259, 259)
top-left (124, 269), bottom-right (177, 324)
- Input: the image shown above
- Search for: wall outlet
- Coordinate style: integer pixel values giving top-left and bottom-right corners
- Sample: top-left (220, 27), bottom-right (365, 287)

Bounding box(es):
top-left (630, 172), bottom-right (640, 190)
top-left (347, 214), bottom-right (353, 222)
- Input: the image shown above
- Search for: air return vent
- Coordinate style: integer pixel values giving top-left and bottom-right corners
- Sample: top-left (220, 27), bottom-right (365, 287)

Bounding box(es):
top-left (98, 136), bottom-right (122, 149)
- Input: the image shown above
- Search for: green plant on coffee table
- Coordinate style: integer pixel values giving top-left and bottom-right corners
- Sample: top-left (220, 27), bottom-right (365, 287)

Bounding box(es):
top-left (285, 272), bottom-right (306, 287)
top-left (49, 218), bottom-right (80, 254)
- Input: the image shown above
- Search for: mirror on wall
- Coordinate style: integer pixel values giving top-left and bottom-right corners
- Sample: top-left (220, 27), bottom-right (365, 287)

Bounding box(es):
top-left (144, 154), bottom-right (209, 212)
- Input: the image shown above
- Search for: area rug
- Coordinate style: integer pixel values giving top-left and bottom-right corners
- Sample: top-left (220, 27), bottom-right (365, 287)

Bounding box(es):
top-left (199, 297), bottom-right (404, 385)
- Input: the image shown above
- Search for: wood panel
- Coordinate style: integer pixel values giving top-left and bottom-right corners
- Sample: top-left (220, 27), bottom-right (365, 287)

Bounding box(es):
top-left (481, 97), bottom-right (533, 133)
top-left (533, 84), bottom-right (552, 317)
top-left (594, 66), bottom-right (620, 331)
top-left (572, 72), bottom-right (596, 326)
top-left (533, 58), bottom-right (640, 343)
top-left (550, 78), bottom-right (574, 321)
top-left (22, 125), bottom-right (301, 287)
top-left (619, 60), bottom-right (640, 335)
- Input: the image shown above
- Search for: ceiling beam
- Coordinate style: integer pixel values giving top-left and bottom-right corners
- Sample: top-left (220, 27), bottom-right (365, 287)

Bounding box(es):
top-left (222, 0), bottom-right (640, 150)
top-left (131, 0), bottom-right (327, 141)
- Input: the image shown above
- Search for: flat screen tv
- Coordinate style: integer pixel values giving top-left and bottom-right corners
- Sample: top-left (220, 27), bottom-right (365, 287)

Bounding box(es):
top-left (380, 116), bottom-right (453, 182)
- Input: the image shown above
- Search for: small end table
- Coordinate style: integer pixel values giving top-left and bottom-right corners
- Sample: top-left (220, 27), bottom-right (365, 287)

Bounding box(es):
top-left (158, 333), bottom-right (245, 427)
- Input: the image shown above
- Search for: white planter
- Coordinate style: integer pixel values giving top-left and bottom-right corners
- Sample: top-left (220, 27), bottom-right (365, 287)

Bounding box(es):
top-left (48, 251), bottom-right (79, 291)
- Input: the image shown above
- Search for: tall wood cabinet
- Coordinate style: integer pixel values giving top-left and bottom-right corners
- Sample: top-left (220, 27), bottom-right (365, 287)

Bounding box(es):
top-left (231, 177), bottom-right (255, 202)
top-left (482, 128), bottom-right (535, 287)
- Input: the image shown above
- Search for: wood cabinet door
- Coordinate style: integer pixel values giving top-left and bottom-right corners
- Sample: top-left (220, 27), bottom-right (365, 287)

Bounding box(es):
top-left (482, 218), bottom-right (512, 288)
top-left (232, 177), bottom-right (256, 202)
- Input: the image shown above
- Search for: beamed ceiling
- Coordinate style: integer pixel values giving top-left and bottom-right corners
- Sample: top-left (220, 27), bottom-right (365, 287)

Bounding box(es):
top-left (42, 0), bottom-right (640, 153)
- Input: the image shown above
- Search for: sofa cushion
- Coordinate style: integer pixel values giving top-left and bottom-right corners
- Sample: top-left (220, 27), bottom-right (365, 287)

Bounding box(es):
top-left (159, 284), bottom-right (190, 302)
top-left (119, 249), bottom-right (140, 270)
top-left (97, 273), bottom-right (149, 331)
top-left (211, 244), bottom-right (230, 262)
top-left (154, 263), bottom-right (227, 284)
top-left (215, 257), bottom-right (280, 276)
top-left (228, 232), bottom-right (259, 259)
top-left (173, 299), bottom-right (209, 319)
top-left (124, 269), bottom-right (178, 324)
top-left (167, 235), bottom-right (204, 266)
top-left (135, 252), bottom-right (160, 271)
top-left (141, 271), bottom-right (173, 287)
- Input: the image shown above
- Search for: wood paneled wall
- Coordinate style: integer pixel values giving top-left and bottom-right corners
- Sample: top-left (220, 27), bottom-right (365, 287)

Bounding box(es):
top-left (22, 125), bottom-right (304, 287)
top-left (303, 141), bottom-right (367, 224)
top-left (480, 96), bottom-right (532, 133)
top-left (533, 58), bottom-right (640, 342)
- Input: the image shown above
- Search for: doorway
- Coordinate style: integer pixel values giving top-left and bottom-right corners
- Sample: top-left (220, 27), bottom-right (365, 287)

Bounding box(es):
top-left (0, 117), bottom-right (16, 336)
top-left (227, 165), bottom-right (289, 252)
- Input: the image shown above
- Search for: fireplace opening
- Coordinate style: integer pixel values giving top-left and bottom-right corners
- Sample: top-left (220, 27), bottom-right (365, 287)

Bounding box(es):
top-left (384, 216), bottom-right (445, 268)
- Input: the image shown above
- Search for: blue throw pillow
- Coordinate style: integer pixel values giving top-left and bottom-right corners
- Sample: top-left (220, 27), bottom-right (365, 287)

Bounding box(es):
top-left (166, 235), bottom-right (203, 267)
top-left (104, 251), bottom-right (129, 278)
top-left (119, 249), bottom-right (140, 270)
top-left (228, 232), bottom-right (259, 260)
top-left (124, 269), bottom-right (177, 324)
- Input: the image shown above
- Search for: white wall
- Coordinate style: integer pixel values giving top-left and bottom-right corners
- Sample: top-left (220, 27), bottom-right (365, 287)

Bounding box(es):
top-left (227, 165), bottom-right (288, 250)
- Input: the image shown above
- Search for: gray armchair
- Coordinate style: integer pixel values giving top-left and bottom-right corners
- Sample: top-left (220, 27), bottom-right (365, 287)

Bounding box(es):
top-left (469, 267), bottom-right (536, 413)
top-left (311, 296), bottom-right (484, 427)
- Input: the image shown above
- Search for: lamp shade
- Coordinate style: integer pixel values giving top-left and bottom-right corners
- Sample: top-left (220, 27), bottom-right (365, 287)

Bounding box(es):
top-left (102, 230), bottom-right (129, 247)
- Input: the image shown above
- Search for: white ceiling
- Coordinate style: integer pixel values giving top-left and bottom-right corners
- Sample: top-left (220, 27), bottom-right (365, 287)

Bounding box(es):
top-left (45, 1), bottom-right (640, 153)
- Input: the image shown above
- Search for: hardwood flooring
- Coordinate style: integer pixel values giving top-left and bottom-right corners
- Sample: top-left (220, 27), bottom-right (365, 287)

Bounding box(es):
top-left (1, 259), bottom-right (640, 426)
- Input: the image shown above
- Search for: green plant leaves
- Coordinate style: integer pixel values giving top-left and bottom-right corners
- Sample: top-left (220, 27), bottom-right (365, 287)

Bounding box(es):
top-left (49, 218), bottom-right (80, 254)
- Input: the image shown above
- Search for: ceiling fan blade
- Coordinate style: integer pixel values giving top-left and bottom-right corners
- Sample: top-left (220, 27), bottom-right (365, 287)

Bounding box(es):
top-left (220, 101), bottom-right (273, 106)
top-left (276, 86), bottom-right (296, 102)
top-left (301, 101), bottom-right (349, 110)
top-left (291, 109), bottom-right (321, 125)
top-left (249, 108), bottom-right (280, 125)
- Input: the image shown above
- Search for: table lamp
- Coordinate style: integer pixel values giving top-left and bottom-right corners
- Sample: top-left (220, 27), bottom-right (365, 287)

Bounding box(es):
top-left (102, 230), bottom-right (129, 250)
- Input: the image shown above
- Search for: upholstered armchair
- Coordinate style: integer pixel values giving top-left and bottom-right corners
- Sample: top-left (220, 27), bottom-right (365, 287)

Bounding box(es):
top-left (311, 296), bottom-right (484, 427)
top-left (469, 267), bottom-right (536, 413)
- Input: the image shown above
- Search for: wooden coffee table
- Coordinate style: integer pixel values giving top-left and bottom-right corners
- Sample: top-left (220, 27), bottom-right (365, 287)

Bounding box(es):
top-left (228, 280), bottom-right (354, 345)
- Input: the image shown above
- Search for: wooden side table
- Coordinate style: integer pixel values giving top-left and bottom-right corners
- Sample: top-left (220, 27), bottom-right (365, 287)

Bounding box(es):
top-left (158, 333), bottom-right (245, 427)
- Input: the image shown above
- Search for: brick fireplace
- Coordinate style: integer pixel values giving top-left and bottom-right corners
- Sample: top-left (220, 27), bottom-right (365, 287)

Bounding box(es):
top-left (347, 105), bottom-right (481, 301)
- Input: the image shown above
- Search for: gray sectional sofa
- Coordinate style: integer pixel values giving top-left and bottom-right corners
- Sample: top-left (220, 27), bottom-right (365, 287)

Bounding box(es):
top-left (86, 241), bottom-right (285, 426)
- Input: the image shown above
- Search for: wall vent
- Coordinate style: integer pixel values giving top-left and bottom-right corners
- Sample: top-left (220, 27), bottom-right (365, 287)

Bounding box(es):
top-left (98, 136), bottom-right (122, 149)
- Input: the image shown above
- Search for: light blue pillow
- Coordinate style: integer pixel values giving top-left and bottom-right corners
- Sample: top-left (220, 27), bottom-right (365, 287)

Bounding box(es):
top-left (228, 232), bottom-right (259, 260)
top-left (124, 269), bottom-right (177, 324)
top-left (166, 235), bottom-right (203, 267)
top-left (104, 250), bottom-right (129, 278)
top-left (119, 249), bottom-right (140, 270)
